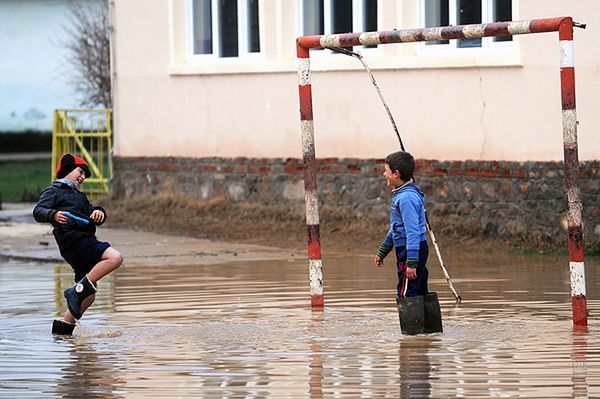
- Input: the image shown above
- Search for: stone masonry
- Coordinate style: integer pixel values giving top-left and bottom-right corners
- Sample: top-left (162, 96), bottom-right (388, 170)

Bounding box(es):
top-left (113, 157), bottom-right (600, 249)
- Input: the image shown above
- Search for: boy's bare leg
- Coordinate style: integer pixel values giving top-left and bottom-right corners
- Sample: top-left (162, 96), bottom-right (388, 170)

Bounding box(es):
top-left (87, 247), bottom-right (123, 284)
top-left (62, 248), bottom-right (122, 323)
top-left (63, 295), bottom-right (95, 324)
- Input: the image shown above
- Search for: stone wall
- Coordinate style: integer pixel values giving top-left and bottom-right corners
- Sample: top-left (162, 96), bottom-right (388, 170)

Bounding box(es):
top-left (113, 157), bottom-right (600, 248)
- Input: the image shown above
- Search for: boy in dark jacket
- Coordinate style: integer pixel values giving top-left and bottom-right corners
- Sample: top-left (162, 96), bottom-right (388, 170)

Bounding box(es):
top-left (33, 154), bottom-right (123, 335)
top-left (374, 151), bottom-right (442, 335)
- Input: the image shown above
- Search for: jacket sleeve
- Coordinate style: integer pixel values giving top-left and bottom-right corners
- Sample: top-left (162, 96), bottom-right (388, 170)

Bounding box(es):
top-left (398, 193), bottom-right (421, 260)
top-left (33, 187), bottom-right (58, 223)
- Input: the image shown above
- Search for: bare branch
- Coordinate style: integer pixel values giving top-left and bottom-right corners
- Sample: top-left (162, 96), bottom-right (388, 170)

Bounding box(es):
top-left (62, 1), bottom-right (111, 108)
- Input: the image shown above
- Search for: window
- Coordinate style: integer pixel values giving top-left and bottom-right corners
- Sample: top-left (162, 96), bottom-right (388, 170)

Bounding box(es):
top-left (190, 0), bottom-right (260, 58)
top-left (423, 0), bottom-right (512, 48)
top-left (300, 0), bottom-right (378, 50)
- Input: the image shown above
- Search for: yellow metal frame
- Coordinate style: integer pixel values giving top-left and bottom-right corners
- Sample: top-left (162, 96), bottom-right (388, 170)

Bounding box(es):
top-left (52, 109), bottom-right (113, 197)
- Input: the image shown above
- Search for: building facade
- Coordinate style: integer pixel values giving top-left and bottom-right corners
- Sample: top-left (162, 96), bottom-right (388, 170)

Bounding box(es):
top-left (111, 0), bottom-right (600, 247)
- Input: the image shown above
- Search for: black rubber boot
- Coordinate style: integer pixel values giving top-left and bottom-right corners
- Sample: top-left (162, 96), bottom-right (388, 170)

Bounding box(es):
top-left (423, 292), bottom-right (443, 333)
top-left (63, 275), bottom-right (96, 320)
top-left (396, 295), bottom-right (424, 335)
top-left (52, 319), bottom-right (76, 335)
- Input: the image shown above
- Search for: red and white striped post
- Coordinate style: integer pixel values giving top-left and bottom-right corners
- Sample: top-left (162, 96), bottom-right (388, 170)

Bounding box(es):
top-left (559, 18), bottom-right (587, 326)
top-left (297, 42), bottom-right (324, 308)
top-left (297, 17), bottom-right (587, 322)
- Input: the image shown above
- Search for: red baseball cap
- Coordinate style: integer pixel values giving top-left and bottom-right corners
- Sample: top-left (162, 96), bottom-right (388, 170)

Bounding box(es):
top-left (56, 153), bottom-right (91, 179)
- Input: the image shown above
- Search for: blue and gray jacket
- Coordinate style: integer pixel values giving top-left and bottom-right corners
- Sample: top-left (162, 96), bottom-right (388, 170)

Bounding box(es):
top-left (382, 181), bottom-right (427, 261)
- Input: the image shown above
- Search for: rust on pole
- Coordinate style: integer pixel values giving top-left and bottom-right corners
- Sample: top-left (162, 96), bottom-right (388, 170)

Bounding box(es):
top-left (297, 17), bottom-right (587, 323)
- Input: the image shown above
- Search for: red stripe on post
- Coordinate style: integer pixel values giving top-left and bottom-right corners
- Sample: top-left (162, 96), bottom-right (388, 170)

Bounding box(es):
top-left (560, 67), bottom-right (576, 109)
top-left (483, 22), bottom-right (511, 38)
top-left (297, 36), bottom-right (322, 52)
top-left (441, 25), bottom-right (468, 40)
top-left (572, 295), bottom-right (588, 326)
top-left (568, 226), bottom-right (585, 262)
top-left (558, 17), bottom-right (574, 41)
top-left (529, 17), bottom-right (565, 34)
top-left (311, 294), bottom-right (324, 308)
top-left (338, 32), bottom-right (362, 47)
top-left (299, 85), bottom-right (313, 121)
top-left (307, 224), bottom-right (321, 260)
top-left (563, 147), bottom-right (580, 188)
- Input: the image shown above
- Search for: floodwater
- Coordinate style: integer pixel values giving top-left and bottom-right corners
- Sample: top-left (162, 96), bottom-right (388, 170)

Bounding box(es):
top-left (1, 252), bottom-right (599, 398)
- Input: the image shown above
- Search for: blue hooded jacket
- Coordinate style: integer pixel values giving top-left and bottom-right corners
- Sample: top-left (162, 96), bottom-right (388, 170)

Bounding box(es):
top-left (382, 182), bottom-right (427, 260)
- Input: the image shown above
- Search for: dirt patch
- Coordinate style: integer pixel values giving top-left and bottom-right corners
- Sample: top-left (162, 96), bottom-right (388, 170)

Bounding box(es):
top-left (102, 193), bottom-right (515, 258)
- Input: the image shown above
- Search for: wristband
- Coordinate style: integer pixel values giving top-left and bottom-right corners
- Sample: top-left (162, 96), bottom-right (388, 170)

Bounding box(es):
top-left (406, 259), bottom-right (418, 268)
top-left (376, 243), bottom-right (393, 259)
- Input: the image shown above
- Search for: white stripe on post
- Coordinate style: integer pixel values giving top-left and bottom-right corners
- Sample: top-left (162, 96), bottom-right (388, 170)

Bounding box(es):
top-left (297, 58), bottom-right (311, 86)
top-left (560, 40), bottom-right (574, 67)
top-left (507, 20), bottom-right (531, 35)
top-left (309, 259), bottom-right (324, 296)
top-left (562, 109), bottom-right (577, 145)
top-left (305, 190), bottom-right (320, 225)
top-left (570, 262), bottom-right (586, 296)
top-left (359, 32), bottom-right (380, 46)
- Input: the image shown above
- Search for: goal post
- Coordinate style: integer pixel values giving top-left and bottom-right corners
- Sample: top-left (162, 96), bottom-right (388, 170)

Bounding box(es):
top-left (296, 17), bottom-right (588, 327)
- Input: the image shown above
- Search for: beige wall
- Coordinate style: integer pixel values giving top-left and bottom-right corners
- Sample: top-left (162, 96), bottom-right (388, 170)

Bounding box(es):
top-left (113, 0), bottom-right (600, 161)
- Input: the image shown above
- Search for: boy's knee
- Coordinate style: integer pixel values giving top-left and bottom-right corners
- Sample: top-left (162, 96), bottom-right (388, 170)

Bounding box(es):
top-left (113, 252), bottom-right (124, 268)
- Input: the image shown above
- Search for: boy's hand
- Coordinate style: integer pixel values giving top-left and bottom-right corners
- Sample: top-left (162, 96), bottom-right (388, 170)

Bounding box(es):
top-left (53, 211), bottom-right (69, 224)
top-left (374, 255), bottom-right (384, 267)
top-left (90, 209), bottom-right (105, 223)
top-left (406, 259), bottom-right (418, 280)
top-left (406, 267), bottom-right (417, 280)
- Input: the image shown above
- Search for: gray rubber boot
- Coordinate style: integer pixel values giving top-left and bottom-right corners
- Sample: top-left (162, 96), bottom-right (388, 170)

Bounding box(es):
top-left (52, 319), bottom-right (76, 335)
top-left (423, 292), bottom-right (443, 333)
top-left (63, 275), bottom-right (97, 320)
top-left (396, 295), bottom-right (425, 335)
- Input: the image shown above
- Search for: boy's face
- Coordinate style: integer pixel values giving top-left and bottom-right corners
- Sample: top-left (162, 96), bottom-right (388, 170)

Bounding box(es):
top-left (64, 167), bottom-right (87, 187)
top-left (383, 163), bottom-right (402, 188)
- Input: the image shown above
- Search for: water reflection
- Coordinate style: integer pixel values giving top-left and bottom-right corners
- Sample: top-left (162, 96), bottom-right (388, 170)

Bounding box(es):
top-left (572, 327), bottom-right (589, 399)
top-left (0, 253), bottom-right (599, 397)
top-left (398, 336), bottom-right (433, 398)
top-left (52, 338), bottom-right (126, 399)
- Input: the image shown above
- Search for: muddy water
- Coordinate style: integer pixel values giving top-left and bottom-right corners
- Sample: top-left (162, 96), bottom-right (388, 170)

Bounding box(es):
top-left (1, 253), bottom-right (599, 398)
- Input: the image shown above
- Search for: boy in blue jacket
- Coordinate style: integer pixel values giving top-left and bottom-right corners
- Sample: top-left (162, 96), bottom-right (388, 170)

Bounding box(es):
top-left (374, 151), bottom-right (442, 334)
top-left (33, 154), bottom-right (123, 335)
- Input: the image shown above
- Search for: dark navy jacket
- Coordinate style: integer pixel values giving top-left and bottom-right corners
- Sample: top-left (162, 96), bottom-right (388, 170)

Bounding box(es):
top-left (33, 180), bottom-right (106, 250)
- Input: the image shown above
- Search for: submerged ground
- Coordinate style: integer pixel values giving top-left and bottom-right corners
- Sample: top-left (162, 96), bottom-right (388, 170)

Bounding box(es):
top-left (1, 202), bottom-right (599, 397)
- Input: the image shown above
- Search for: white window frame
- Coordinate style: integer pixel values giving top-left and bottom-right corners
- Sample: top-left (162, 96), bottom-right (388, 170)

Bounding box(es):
top-left (297, 0), bottom-right (380, 56)
top-left (418, 0), bottom-right (514, 55)
top-left (187, 0), bottom-right (263, 63)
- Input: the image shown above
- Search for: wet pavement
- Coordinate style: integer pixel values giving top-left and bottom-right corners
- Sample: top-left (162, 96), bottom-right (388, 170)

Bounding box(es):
top-left (1, 204), bottom-right (600, 397)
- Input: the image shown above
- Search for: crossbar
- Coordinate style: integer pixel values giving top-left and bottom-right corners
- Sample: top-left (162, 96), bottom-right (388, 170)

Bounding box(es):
top-left (296, 16), bottom-right (588, 327)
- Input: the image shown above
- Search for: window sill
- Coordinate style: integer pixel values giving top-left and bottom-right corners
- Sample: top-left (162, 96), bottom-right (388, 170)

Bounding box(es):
top-left (168, 50), bottom-right (523, 76)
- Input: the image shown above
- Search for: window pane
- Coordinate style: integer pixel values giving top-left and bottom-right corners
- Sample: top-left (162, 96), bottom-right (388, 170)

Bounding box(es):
top-left (303, 0), bottom-right (324, 35)
top-left (332, 0), bottom-right (352, 34)
top-left (192, 0), bottom-right (212, 54)
top-left (424, 0), bottom-right (449, 45)
top-left (493, 0), bottom-right (512, 42)
top-left (457, 0), bottom-right (481, 48)
top-left (247, 0), bottom-right (260, 52)
top-left (219, 0), bottom-right (238, 57)
top-left (363, 0), bottom-right (377, 31)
